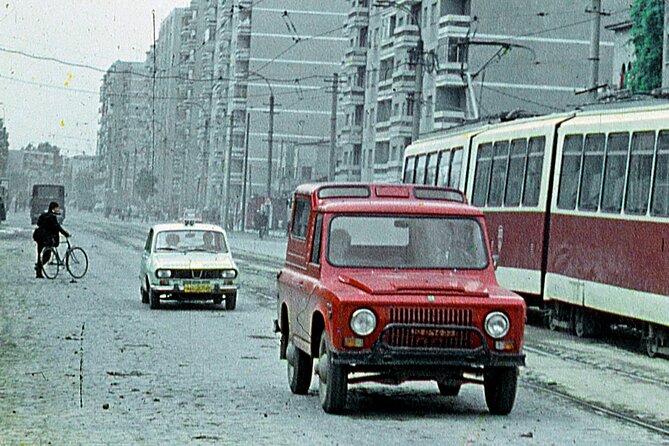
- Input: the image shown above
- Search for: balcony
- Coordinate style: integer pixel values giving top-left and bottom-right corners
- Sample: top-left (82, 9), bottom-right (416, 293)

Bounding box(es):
top-left (347, 6), bottom-right (369, 28)
top-left (344, 47), bottom-right (367, 66)
top-left (435, 71), bottom-right (466, 88)
top-left (238, 18), bottom-right (251, 35)
top-left (393, 24), bottom-right (419, 50)
top-left (434, 110), bottom-right (465, 128)
top-left (438, 14), bottom-right (471, 40)
top-left (235, 47), bottom-right (250, 60)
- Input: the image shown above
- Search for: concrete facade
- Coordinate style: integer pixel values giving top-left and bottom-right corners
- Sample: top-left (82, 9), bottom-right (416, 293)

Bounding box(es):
top-left (337, 0), bottom-right (631, 183)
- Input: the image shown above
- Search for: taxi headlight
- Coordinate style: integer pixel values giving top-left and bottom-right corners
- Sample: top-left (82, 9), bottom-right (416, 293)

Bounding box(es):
top-left (221, 269), bottom-right (237, 279)
top-left (156, 269), bottom-right (171, 279)
top-left (484, 312), bottom-right (510, 339)
top-left (350, 308), bottom-right (376, 336)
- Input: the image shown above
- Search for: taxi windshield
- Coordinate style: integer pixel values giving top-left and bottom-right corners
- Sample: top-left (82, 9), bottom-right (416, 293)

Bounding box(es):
top-left (327, 215), bottom-right (489, 269)
top-left (154, 230), bottom-right (228, 253)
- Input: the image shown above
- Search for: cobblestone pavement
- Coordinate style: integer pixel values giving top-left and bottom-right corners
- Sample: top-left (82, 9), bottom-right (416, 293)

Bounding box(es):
top-left (1, 211), bottom-right (667, 445)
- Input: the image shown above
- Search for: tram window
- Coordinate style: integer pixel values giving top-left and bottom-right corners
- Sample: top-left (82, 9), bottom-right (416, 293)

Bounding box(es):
top-left (522, 136), bottom-right (545, 207)
top-left (436, 150), bottom-right (451, 187)
top-left (505, 138), bottom-right (528, 206)
top-left (425, 152), bottom-right (438, 185)
top-left (578, 133), bottom-right (605, 211)
top-left (415, 155), bottom-right (427, 184)
top-left (472, 143), bottom-right (493, 206)
top-left (625, 131), bottom-right (655, 215)
top-left (601, 132), bottom-right (629, 213)
top-left (403, 156), bottom-right (416, 183)
top-left (449, 147), bottom-right (463, 189)
top-left (651, 130), bottom-right (669, 216)
top-left (557, 134), bottom-right (584, 210)
top-left (488, 141), bottom-right (510, 207)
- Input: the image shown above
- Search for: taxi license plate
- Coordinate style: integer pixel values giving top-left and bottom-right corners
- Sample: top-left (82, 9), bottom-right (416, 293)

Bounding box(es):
top-left (184, 282), bottom-right (212, 293)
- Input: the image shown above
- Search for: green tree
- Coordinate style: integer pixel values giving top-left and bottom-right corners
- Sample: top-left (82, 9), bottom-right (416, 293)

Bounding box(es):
top-left (628, 0), bottom-right (665, 92)
top-left (0, 119), bottom-right (8, 176)
top-left (135, 167), bottom-right (157, 202)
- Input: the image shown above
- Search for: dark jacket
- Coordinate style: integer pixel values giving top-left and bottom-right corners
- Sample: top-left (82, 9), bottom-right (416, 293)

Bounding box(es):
top-left (33, 211), bottom-right (69, 246)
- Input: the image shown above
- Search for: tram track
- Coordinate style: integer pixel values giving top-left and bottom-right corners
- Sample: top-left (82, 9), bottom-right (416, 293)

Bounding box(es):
top-left (522, 379), bottom-right (669, 437)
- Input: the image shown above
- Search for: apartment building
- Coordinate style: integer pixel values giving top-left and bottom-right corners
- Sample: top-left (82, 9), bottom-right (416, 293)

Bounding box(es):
top-left (338, 0), bottom-right (631, 183)
top-left (97, 60), bottom-right (149, 211)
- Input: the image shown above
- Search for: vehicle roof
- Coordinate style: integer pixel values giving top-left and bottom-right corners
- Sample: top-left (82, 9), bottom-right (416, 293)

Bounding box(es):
top-left (293, 183), bottom-right (483, 217)
top-left (151, 222), bottom-right (227, 233)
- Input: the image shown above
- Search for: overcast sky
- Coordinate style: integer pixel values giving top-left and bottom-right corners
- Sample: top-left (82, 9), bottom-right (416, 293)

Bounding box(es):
top-left (0, 0), bottom-right (190, 156)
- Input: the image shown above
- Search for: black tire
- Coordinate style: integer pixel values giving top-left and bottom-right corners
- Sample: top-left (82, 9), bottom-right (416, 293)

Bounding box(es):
top-left (548, 301), bottom-right (561, 331)
top-left (66, 247), bottom-right (88, 279)
top-left (573, 307), bottom-right (598, 338)
top-left (225, 291), bottom-right (237, 310)
top-left (484, 366), bottom-right (518, 415)
top-left (140, 287), bottom-right (149, 304)
top-left (437, 382), bottom-right (461, 396)
top-left (213, 295), bottom-right (223, 305)
top-left (149, 288), bottom-right (160, 310)
top-left (318, 331), bottom-right (347, 414)
top-left (40, 246), bottom-right (59, 279)
top-left (286, 342), bottom-right (313, 394)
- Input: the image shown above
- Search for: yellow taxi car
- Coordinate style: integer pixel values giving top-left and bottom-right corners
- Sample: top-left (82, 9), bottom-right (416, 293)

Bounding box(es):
top-left (139, 220), bottom-right (239, 310)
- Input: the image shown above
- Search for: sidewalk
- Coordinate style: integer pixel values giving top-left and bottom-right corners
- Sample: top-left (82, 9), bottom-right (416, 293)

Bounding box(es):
top-left (226, 230), bottom-right (287, 262)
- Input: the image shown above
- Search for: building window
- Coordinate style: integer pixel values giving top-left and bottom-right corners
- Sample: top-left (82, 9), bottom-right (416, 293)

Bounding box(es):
top-left (353, 144), bottom-right (362, 166)
top-left (359, 27), bottom-right (368, 47)
top-left (406, 93), bottom-right (415, 116)
top-left (374, 141), bottom-right (390, 164)
top-left (379, 57), bottom-right (394, 82)
top-left (435, 87), bottom-right (464, 112)
top-left (354, 105), bottom-right (364, 126)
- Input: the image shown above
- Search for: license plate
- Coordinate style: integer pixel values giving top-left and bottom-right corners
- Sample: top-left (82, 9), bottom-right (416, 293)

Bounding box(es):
top-left (184, 282), bottom-right (211, 293)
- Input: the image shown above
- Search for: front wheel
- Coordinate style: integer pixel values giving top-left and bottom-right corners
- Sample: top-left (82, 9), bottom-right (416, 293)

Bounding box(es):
top-left (225, 291), bottom-right (237, 310)
top-left (149, 288), bottom-right (161, 310)
top-left (40, 247), bottom-right (59, 279)
top-left (66, 247), bottom-right (88, 279)
top-left (437, 382), bottom-right (461, 396)
top-left (484, 366), bottom-right (518, 415)
top-left (317, 331), bottom-right (347, 414)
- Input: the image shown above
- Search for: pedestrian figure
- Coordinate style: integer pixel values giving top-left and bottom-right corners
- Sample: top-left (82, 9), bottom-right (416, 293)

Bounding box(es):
top-left (32, 201), bottom-right (70, 278)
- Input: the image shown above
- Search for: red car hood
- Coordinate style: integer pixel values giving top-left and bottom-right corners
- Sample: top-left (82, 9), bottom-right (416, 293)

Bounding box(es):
top-left (337, 271), bottom-right (490, 297)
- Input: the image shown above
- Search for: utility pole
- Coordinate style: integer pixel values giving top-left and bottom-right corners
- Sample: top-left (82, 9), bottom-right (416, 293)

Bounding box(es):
top-left (151, 10), bottom-right (156, 176)
top-left (587, 0), bottom-right (602, 101)
top-left (267, 93), bottom-right (274, 200)
top-left (241, 113), bottom-right (250, 231)
top-left (329, 72), bottom-right (338, 181)
top-left (222, 113), bottom-right (234, 229)
top-left (412, 38), bottom-right (424, 142)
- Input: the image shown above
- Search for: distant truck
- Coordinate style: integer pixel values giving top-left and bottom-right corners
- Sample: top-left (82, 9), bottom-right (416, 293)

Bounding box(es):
top-left (30, 184), bottom-right (65, 224)
top-left (0, 178), bottom-right (7, 222)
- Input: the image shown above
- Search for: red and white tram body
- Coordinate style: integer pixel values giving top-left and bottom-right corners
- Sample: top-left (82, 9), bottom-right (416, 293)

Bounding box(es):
top-left (402, 103), bottom-right (669, 356)
top-left (465, 114), bottom-right (572, 306)
top-left (546, 105), bottom-right (669, 345)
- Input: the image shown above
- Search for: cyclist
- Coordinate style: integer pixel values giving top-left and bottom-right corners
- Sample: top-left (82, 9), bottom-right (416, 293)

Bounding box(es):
top-left (32, 201), bottom-right (70, 278)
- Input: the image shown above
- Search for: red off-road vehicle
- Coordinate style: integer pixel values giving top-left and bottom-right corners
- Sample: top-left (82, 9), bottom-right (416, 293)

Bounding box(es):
top-left (275, 183), bottom-right (526, 414)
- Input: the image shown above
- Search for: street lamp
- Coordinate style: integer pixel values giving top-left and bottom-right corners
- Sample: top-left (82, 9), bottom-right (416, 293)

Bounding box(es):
top-left (375, 1), bottom-right (423, 142)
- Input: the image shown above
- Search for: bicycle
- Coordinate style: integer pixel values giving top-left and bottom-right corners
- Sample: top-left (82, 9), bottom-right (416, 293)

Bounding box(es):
top-left (40, 237), bottom-right (89, 279)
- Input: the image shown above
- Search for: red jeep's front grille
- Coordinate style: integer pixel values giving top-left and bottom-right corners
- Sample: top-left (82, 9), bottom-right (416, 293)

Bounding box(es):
top-left (386, 307), bottom-right (476, 349)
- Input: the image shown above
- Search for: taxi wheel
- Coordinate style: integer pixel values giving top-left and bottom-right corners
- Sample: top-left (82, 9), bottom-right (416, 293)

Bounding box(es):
top-left (225, 292), bottom-right (237, 310)
top-left (149, 289), bottom-right (160, 310)
top-left (140, 287), bottom-right (149, 304)
top-left (484, 366), bottom-right (518, 415)
top-left (318, 331), bottom-right (347, 414)
top-left (213, 295), bottom-right (223, 305)
top-left (286, 342), bottom-right (312, 395)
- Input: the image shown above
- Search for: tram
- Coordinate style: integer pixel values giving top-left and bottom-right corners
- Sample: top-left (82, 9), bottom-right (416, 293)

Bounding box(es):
top-left (402, 101), bottom-right (669, 357)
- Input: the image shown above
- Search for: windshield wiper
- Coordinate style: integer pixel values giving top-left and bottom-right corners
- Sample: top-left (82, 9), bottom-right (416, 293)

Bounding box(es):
top-left (156, 247), bottom-right (179, 251)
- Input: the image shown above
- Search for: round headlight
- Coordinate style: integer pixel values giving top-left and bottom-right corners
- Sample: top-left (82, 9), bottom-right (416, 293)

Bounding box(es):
top-left (484, 312), bottom-right (510, 339)
top-left (350, 308), bottom-right (377, 336)
top-left (221, 269), bottom-right (237, 279)
top-left (156, 269), bottom-right (171, 278)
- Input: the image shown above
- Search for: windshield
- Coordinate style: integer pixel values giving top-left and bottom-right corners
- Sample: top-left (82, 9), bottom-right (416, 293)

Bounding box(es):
top-left (154, 230), bottom-right (228, 253)
top-left (327, 215), bottom-right (489, 269)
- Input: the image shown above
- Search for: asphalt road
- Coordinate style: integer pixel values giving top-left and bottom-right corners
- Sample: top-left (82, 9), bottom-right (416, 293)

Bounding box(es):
top-left (1, 210), bottom-right (668, 445)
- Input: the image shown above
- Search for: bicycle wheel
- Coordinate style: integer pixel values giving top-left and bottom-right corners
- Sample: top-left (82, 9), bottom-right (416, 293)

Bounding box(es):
top-left (66, 247), bottom-right (89, 279)
top-left (40, 247), bottom-right (59, 279)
